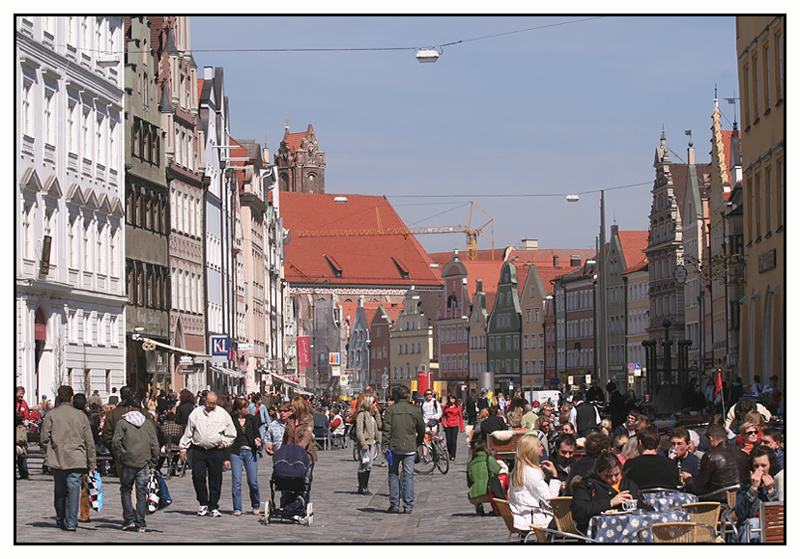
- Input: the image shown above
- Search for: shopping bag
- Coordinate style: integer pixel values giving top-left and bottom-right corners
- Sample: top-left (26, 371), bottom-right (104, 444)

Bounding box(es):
top-left (84, 470), bottom-right (104, 512)
top-left (146, 469), bottom-right (172, 513)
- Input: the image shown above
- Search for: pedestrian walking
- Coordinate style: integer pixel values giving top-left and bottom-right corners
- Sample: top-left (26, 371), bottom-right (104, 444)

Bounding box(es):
top-left (15, 386), bottom-right (30, 480)
top-left (382, 385), bottom-right (425, 513)
top-left (111, 396), bottom-right (160, 532)
top-left (354, 393), bottom-right (382, 495)
top-left (442, 394), bottom-right (464, 460)
top-left (248, 393), bottom-right (268, 456)
top-left (264, 403), bottom-right (290, 455)
top-left (40, 385), bottom-right (97, 531)
top-left (225, 398), bottom-right (261, 516)
top-left (282, 396), bottom-right (318, 469)
top-left (179, 391), bottom-right (236, 517)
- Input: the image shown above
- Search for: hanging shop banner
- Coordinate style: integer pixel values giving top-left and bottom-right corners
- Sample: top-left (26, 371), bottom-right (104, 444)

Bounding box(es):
top-left (297, 337), bottom-right (311, 367)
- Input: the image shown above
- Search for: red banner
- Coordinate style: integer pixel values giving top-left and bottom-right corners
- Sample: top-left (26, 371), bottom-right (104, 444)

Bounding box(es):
top-left (297, 336), bottom-right (311, 368)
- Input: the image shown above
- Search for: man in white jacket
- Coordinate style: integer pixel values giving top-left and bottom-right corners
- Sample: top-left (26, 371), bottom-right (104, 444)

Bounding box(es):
top-left (179, 392), bottom-right (236, 517)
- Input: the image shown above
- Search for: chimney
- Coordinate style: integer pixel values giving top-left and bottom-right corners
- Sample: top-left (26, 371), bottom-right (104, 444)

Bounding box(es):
top-left (553, 255), bottom-right (559, 267)
top-left (521, 238), bottom-right (539, 250)
top-left (204, 66), bottom-right (213, 79)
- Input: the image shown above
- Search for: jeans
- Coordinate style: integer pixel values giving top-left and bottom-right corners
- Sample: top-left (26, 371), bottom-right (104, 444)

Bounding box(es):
top-left (230, 448), bottom-right (260, 512)
top-left (52, 469), bottom-right (83, 530)
top-left (388, 453), bottom-right (416, 511)
top-left (357, 444), bottom-right (374, 473)
top-left (120, 466), bottom-right (150, 529)
top-left (191, 445), bottom-right (224, 510)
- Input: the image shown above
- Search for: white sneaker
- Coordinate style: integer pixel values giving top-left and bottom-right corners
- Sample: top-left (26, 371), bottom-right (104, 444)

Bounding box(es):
top-left (197, 505), bottom-right (209, 516)
top-left (210, 509), bottom-right (222, 517)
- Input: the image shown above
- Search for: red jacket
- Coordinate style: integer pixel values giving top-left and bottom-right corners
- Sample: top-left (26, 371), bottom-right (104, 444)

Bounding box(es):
top-left (442, 403), bottom-right (464, 431)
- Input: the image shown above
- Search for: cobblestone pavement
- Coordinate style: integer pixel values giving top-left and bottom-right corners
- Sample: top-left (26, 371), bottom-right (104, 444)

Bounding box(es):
top-left (15, 433), bottom-right (509, 544)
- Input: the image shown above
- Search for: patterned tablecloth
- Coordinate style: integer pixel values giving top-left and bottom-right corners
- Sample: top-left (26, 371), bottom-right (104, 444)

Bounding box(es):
top-left (643, 491), bottom-right (699, 512)
top-left (588, 509), bottom-right (691, 543)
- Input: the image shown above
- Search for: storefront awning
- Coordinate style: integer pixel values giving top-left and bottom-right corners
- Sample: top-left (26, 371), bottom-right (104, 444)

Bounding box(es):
top-left (139, 337), bottom-right (212, 361)
top-left (210, 365), bottom-right (246, 379)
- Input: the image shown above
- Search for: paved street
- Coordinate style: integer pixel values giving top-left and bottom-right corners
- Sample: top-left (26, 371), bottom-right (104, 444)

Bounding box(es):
top-left (15, 433), bottom-right (508, 544)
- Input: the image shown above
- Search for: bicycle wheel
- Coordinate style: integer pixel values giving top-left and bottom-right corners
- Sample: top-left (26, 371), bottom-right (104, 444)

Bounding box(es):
top-left (435, 440), bottom-right (449, 474)
top-left (414, 443), bottom-right (435, 475)
top-left (353, 445), bottom-right (359, 461)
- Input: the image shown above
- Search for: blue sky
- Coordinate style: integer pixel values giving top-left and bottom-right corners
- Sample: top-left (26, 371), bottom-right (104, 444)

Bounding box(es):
top-left (191, 15), bottom-right (740, 256)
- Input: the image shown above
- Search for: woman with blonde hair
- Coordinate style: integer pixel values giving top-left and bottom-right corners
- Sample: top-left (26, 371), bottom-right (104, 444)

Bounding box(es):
top-left (508, 433), bottom-right (560, 530)
top-left (354, 393), bottom-right (381, 495)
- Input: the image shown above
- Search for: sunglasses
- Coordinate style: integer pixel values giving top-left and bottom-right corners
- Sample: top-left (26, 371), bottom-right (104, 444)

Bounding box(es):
top-left (279, 409), bottom-right (290, 413)
top-left (745, 430), bottom-right (758, 435)
top-left (425, 393), bottom-right (433, 396)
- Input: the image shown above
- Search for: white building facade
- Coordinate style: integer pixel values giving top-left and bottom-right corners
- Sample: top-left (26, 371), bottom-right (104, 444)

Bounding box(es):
top-left (16, 16), bottom-right (126, 404)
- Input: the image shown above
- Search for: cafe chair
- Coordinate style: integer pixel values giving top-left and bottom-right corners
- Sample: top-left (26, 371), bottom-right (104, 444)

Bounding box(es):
top-left (745, 501), bottom-right (785, 543)
top-left (698, 484), bottom-right (740, 540)
top-left (681, 502), bottom-right (722, 535)
top-left (548, 496), bottom-right (591, 541)
top-left (637, 522), bottom-right (719, 543)
top-left (492, 499), bottom-right (530, 541)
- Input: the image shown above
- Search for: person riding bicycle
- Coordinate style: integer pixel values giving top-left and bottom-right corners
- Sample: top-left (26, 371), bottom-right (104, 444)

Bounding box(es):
top-left (419, 390), bottom-right (443, 437)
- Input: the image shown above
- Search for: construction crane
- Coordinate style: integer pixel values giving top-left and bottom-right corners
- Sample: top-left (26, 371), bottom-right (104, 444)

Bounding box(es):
top-left (295, 201), bottom-right (494, 260)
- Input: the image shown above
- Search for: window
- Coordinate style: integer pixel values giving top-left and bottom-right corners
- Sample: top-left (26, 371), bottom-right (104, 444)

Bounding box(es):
top-left (764, 44), bottom-right (771, 109)
top-left (753, 56), bottom-right (760, 117)
top-left (68, 100), bottom-right (78, 153)
top-left (44, 89), bottom-right (55, 145)
top-left (743, 65), bottom-right (751, 126)
top-left (766, 167), bottom-right (773, 233)
top-left (22, 80), bottom-right (33, 137)
top-left (534, 307), bottom-right (540, 323)
top-left (526, 308), bottom-right (531, 323)
top-left (539, 333), bottom-right (544, 349)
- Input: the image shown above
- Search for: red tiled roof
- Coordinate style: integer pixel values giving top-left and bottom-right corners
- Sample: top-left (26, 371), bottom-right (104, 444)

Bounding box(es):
top-left (533, 265), bottom-right (582, 295)
top-left (461, 260), bottom-right (505, 311)
top-left (616, 231), bottom-right (649, 268)
top-left (372, 303), bottom-right (403, 326)
top-left (623, 255), bottom-right (648, 274)
top-left (281, 193), bottom-right (443, 287)
top-left (197, 78), bottom-right (204, 106)
top-left (506, 248), bottom-right (597, 265)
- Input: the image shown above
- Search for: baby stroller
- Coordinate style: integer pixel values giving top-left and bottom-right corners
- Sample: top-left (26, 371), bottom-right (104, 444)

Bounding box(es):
top-left (265, 443), bottom-right (314, 525)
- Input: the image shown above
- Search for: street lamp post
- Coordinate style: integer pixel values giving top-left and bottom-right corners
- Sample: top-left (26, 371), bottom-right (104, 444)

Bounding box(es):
top-left (308, 274), bottom-right (330, 396)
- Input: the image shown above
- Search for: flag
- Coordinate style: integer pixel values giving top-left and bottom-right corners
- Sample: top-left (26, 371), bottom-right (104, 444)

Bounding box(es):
top-left (714, 370), bottom-right (723, 397)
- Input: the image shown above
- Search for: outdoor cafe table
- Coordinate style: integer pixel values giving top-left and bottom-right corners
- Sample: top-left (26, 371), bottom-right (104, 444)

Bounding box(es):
top-left (643, 491), bottom-right (699, 512)
top-left (587, 509), bottom-right (691, 543)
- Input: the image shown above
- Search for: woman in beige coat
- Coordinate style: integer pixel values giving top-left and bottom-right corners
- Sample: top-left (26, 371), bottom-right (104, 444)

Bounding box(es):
top-left (354, 394), bottom-right (382, 495)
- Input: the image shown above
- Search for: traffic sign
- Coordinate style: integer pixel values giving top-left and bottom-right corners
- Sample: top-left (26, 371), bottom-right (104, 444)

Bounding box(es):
top-left (628, 363), bottom-right (635, 371)
top-left (381, 373), bottom-right (389, 383)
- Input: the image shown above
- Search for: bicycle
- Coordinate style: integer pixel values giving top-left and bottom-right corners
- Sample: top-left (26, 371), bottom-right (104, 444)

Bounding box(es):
top-left (414, 431), bottom-right (449, 475)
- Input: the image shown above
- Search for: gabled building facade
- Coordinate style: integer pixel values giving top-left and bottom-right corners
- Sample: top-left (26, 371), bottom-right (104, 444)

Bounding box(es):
top-left (486, 262), bottom-right (523, 396)
top-left (389, 287), bottom-right (433, 393)
top-left (17, 16), bottom-right (126, 403)
top-left (436, 250), bottom-right (471, 395)
top-left (605, 227), bottom-right (649, 387)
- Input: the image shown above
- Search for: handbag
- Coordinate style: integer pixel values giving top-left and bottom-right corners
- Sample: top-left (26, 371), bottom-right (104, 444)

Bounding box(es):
top-left (486, 455), bottom-right (508, 515)
top-left (146, 469), bottom-right (173, 514)
top-left (83, 470), bottom-right (104, 512)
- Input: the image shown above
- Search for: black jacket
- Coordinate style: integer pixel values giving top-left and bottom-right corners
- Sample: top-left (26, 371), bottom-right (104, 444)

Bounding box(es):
top-left (692, 441), bottom-right (749, 498)
top-left (571, 473), bottom-right (651, 533)
top-left (622, 454), bottom-right (680, 490)
top-left (225, 414), bottom-right (261, 459)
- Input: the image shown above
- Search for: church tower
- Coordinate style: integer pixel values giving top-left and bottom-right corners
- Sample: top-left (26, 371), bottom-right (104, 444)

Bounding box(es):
top-left (274, 124), bottom-right (326, 193)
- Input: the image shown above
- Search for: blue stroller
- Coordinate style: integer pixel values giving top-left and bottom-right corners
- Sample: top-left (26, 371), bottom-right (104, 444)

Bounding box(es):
top-left (265, 443), bottom-right (314, 525)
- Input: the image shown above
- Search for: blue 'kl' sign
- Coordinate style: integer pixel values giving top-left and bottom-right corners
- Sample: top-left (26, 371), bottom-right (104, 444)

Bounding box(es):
top-left (211, 336), bottom-right (230, 356)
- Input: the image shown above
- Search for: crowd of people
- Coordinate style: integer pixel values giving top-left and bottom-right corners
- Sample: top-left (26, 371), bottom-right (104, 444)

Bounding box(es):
top-left (16, 375), bottom-right (783, 542)
top-left (463, 379), bottom-right (785, 543)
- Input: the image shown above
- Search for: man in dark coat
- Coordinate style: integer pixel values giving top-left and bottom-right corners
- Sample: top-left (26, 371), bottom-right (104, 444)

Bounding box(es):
top-left (692, 424), bottom-right (749, 499)
top-left (606, 382), bottom-right (627, 430)
top-left (623, 426), bottom-right (679, 490)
